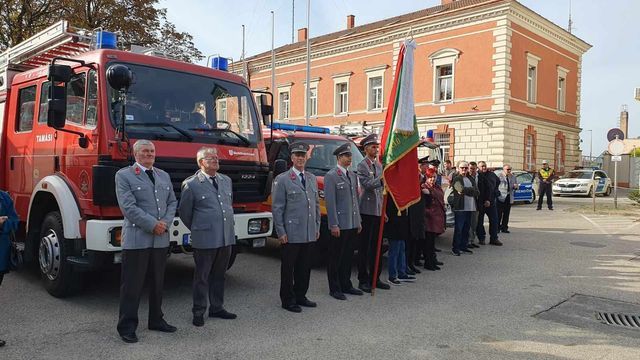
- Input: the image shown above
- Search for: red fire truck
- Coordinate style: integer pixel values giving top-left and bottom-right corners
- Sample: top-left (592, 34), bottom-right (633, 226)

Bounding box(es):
top-left (0, 21), bottom-right (273, 297)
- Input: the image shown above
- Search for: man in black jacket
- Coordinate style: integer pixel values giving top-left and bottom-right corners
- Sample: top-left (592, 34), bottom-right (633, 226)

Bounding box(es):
top-left (476, 161), bottom-right (502, 246)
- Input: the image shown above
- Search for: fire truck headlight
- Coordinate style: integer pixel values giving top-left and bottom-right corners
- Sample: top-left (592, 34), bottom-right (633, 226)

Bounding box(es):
top-left (110, 227), bottom-right (122, 247)
top-left (248, 219), bottom-right (270, 235)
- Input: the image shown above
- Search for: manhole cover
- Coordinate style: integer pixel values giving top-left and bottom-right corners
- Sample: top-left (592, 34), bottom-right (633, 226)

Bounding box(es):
top-left (569, 241), bottom-right (606, 248)
top-left (534, 294), bottom-right (640, 338)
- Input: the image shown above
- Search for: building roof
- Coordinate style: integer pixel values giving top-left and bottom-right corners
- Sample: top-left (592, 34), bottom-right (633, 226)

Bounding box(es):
top-left (246, 0), bottom-right (505, 62)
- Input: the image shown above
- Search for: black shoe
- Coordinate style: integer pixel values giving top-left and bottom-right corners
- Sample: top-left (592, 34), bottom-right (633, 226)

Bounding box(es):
top-left (410, 267), bottom-right (422, 274)
top-left (501, 229), bottom-right (510, 233)
top-left (406, 268), bottom-right (416, 276)
top-left (548, 208), bottom-right (553, 210)
top-left (469, 243), bottom-right (480, 248)
top-left (296, 297), bottom-right (317, 307)
top-left (344, 287), bottom-right (364, 296)
top-left (460, 249), bottom-right (473, 254)
top-left (330, 292), bottom-right (347, 300)
top-left (536, 208), bottom-right (541, 210)
top-left (436, 261), bottom-right (444, 266)
top-left (376, 280), bottom-right (391, 290)
top-left (209, 309), bottom-right (237, 320)
top-left (489, 239), bottom-right (503, 246)
top-left (452, 250), bottom-right (461, 256)
top-left (435, 247), bottom-right (442, 252)
top-left (282, 304), bottom-right (302, 313)
top-left (192, 316), bottom-right (204, 327)
top-left (358, 283), bottom-right (372, 293)
top-left (149, 321), bottom-right (177, 333)
top-left (0, 339), bottom-right (5, 347)
top-left (398, 275), bottom-right (416, 282)
top-left (388, 278), bottom-right (403, 286)
top-left (424, 264), bottom-right (439, 271)
top-left (120, 333), bottom-right (139, 343)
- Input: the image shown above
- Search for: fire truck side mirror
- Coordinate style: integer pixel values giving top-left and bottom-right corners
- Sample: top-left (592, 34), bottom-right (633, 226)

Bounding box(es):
top-left (107, 64), bottom-right (133, 90)
top-left (274, 159), bottom-right (288, 177)
top-left (47, 84), bottom-right (67, 129)
top-left (259, 94), bottom-right (273, 118)
top-left (48, 64), bottom-right (73, 83)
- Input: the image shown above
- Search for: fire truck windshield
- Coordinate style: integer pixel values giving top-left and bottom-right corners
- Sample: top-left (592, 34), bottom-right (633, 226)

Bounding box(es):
top-left (108, 63), bottom-right (259, 146)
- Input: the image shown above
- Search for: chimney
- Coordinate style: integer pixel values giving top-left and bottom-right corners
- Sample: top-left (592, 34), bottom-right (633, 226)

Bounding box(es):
top-left (298, 27), bottom-right (308, 42)
top-left (620, 104), bottom-right (629, 139)
top-left (347, 15), bottom-right (355, 29)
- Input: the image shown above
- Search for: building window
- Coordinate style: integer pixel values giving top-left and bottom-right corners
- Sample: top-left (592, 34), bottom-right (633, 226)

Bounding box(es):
top-left (307, 85), bottom-right (317, 117)
top-left (523, 125), bottom-right (537, 171)
top-left (279, 91), bottom-right (290, 120)
top-left (436, 64), bottom-right (453, 102)
top-left (368, 76), bottom-right (383, 110)
top-left (557, 66), bottom-right (569, 112)
top-left (335, 82), bottom-right (348, 114)
top-left (526, 53), bottom-right (541, 104)
top-left (216, 99), bottom-right (228, 121)
top-left (435, 132), bottom-right (451, 161)
top-left (429, 48), bottom-right (460, 104)
top-left (555, 132), bottom-right (565, 172)
top-left (16, 85), bottom-right (36, 132)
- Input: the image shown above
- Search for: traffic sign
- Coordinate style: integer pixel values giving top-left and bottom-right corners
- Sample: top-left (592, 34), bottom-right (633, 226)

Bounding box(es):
top-left (607, 128), bottom-right (625, 141)
top-left (608, 139), bottom-right (624, 156)
top-left (611, 155), bottom-right (622, 161)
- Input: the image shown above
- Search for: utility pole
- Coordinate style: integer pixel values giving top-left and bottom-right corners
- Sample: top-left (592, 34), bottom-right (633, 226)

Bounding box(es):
top-left (305, 0), bottom-right (311, 125)
top-left (271, 11), bottom-right (276, 99)
top-left (292, 0), bottom-right (295, 43)
top-left (241, 25), bottom-right (246, 80)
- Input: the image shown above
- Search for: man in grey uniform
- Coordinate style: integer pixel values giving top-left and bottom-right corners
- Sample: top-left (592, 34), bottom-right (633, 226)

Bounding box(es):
top-left (179, 147), bottom-right (237, 327)
top-left (356, 134), bottom-right (389, 293)
top-left (115, 139), bottom-right (177, 343)
top-left (272, 142), bottom-right (321, 313)
top-left (324, 142), bottom-right (363, 300)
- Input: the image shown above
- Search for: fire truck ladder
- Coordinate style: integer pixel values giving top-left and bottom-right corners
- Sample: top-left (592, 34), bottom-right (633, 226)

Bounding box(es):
top-left (0, 20), bottom-right (92, 74)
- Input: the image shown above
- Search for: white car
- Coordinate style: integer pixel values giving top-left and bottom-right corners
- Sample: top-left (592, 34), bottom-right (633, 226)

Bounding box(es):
top-left (552, 169), bottom-right (612, 197)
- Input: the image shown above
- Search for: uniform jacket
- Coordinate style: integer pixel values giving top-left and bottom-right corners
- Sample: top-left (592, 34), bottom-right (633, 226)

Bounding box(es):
top-left (272, 169), bottom-right (321, 243)
top-left (0, 191), bottom-right (20, 274)
top-left (325, 166), bottom-right (361, 230)
top-left (356, 157), bottom-right (383, 216)
top-left (115, 164), bottom-right (177, 250)
top-left (179, 170), bottom-right (235, 249)
top-left (497, 172), bottom-right (518, 204)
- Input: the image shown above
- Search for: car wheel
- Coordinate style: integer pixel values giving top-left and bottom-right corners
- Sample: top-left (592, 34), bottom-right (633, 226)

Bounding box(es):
top-left (604, 186), bottom-right (612, 197)
top-left (39, 211), bottom-right (82, 297)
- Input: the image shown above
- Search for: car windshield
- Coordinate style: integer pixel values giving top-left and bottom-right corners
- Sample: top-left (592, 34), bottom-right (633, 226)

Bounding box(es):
top-left (293, 138), bottom-right (364, 177)
top-left (108, 63), bottom-right (259, 146)
top-left (563, 171), bottom-right (592, 180)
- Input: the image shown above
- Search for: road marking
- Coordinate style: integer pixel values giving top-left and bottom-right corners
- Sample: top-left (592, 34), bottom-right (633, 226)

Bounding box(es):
top-left (579, 214), bottom-right (612, 237)
top-left (579, 214), bottom-right (640, 236)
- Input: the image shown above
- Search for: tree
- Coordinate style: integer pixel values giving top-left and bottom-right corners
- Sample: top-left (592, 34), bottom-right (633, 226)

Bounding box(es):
top-left (0, 0), bottom-right (203, 63)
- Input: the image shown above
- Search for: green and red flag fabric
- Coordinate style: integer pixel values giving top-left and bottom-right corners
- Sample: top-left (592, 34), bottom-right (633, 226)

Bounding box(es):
top-left (379, 39), bottom-right (421, 212)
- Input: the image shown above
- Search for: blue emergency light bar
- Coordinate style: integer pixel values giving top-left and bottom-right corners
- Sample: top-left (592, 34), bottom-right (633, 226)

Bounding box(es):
top-left (211, 57), bottom-right (229, 71)
top-left (95, 31), bottom-right (117, 49)
top-left (270, 123), bottom-right (330, 134)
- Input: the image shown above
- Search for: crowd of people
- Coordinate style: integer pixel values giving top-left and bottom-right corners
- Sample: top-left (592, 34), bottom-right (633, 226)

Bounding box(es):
top-left (0, 136), bottom-right (556, 346)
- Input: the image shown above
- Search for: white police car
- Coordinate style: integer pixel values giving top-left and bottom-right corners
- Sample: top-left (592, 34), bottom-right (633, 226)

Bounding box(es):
top-left (552, 169), bottom-right (612, 197)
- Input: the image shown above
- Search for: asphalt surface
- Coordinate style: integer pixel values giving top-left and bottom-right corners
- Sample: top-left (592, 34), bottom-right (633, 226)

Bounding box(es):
top-left (1, 195), bottom-right (639, 360)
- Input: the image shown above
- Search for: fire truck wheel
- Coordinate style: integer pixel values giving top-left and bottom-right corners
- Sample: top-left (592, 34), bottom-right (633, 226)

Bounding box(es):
top-left (226, 246), bottom-right (238, 270)
top-left (38, 211), bottom-right (82, 297)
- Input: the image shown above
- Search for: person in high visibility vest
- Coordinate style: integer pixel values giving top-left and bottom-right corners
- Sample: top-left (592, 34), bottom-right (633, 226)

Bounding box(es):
top-left (537, 160), bottom-right (556, 210)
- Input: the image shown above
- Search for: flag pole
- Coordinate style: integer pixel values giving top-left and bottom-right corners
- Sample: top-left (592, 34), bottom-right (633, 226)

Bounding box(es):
top-left (371, 192), bottom-right (387, 296)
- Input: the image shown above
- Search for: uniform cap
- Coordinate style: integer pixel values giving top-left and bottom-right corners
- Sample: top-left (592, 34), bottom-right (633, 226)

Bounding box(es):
top-left (418, 156), bottom-right (430, 164)
top-left (428, 159), bottom-right (441, 167)
top-left (360, 133), bottom-right (379, 147)
top-left (333, 142), bottom-right (352, 156)
top-left (289, 141), bottom-right (310, 154)
top-left (542, 159), bottom-right (549, 164)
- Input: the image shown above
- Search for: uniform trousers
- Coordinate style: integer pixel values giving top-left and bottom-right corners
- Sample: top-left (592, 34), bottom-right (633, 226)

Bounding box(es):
top-left (327, 228), bottom-right (357, 293)
top-left (497, 195), bottom-right (512, 231)
top-left (117, 247), bottom-right (168, 336)
top-left (192, 246), bottom-right (231, 317)
top-left (357, 214), bottom-right (382, 285)
top-left (538, 182), bottom-right (553, 209)
top-left (280, 242), bottom-right (312, 306)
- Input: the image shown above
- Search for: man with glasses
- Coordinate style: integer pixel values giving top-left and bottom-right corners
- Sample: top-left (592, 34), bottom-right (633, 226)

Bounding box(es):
top-left (272, 142), bottom-right (321, 313)
top-left (180, 147), bottom-right (237, 327)
top-left (497, 164), bottom-right (518, 233)
top-left (476, 161), bottom-right (502, 246)
top-left (449, 161), bottom-right (479, 256)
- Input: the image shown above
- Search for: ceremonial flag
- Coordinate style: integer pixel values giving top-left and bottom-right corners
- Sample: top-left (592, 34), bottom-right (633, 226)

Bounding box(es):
top-left (379, 39), bottom-right (421, 211)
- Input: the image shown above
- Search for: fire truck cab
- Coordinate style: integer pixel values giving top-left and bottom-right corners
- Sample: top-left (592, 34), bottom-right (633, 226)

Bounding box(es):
top-left (0, 21), bottom-right (273, 297)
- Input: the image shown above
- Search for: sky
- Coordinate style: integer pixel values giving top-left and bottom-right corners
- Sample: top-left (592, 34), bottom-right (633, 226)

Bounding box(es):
top-left (159, 0), bottom-right (640, 156)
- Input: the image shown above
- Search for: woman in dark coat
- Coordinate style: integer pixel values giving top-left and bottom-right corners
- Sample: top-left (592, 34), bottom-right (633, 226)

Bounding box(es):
top-left (1, 190), bottom-right (20, 348)
top-left (423, 168), bottom-right (445, 270)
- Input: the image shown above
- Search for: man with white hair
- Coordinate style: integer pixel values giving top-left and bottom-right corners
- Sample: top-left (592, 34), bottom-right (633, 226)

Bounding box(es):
top-left (180, 147), bottom-right (237, 327)
top-left (115, 139), bottom-right (178, 343)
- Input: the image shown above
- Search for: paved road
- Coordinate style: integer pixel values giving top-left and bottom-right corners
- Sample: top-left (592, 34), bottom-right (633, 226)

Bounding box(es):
top-left (1, 196), bottom-right (639, 359)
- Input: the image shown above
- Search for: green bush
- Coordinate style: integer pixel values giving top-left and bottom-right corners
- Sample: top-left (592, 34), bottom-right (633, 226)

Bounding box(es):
top-left (630, 189), bottom-right (640, 204)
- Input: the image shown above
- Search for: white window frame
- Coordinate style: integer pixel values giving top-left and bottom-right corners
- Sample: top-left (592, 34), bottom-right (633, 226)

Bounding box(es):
top-left (526, 52), bottom-right (541, 105)
top-left (277, 83), bottom-right (292, 121)
top-left (525, 133), bottom-right (534, 171)
top-left (303, 78), bottom-right (320, 118)
top-left (365, 65), bottom-right (387, 112)
top-left (557, 66), bottom-right (569, 112)
top-left (332, 72), bottom-right (351, 116)
top-left (429, 48), bottom-right (460, 104)
top-left (434, 132), bottom-right (451, 161)
top-left (555, 137), bottom-right (564, 170)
